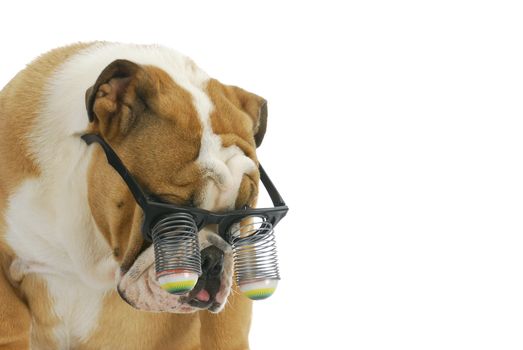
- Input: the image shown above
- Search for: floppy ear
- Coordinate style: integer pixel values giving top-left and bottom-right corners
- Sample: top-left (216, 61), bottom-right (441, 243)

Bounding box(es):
top-left (229, 86), bottom-right (268, 148)
top-left (85, 59), bottom-right (150, 139)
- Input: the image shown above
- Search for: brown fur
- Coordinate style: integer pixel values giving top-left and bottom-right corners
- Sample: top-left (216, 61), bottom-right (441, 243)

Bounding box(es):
top-left (0, 43), bottom-right (267, 349)
top-left (0, 255), bottom-right (31, 350)
top-left (199, 286), bottom-right (253, 350)
top-left (77, 291), bottom-right (201, 350)
top-left (78, 284), bottom-right (251, 350)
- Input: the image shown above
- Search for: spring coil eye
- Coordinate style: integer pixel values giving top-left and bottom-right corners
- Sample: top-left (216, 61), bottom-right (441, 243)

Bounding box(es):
top-left (229, 216), bottom-right (280, 299)
top-left (151, 212), bottom-right (201, 294)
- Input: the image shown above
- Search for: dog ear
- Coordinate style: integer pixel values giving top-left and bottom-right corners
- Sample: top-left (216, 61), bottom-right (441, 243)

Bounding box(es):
top-left (229, 86), bottom-right (268, 148)
top-left (85, 59), bottom-right (150, 139)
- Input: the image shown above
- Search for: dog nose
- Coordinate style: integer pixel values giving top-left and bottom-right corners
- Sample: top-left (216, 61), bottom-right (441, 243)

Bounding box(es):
top-left (200, 246), bottom-right (224, 278)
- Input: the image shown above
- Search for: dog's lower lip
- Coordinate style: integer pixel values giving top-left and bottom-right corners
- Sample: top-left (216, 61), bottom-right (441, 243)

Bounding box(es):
top-left (189, 298), bottom-right (213, 309)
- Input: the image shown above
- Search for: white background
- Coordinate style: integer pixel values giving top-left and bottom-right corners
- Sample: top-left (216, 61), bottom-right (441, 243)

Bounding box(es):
top-left (1, 1), bottom-right (523, 349)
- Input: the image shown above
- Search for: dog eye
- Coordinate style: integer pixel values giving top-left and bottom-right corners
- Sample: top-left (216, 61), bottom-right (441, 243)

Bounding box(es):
top-left (154, 193), bottom-right (193, 207)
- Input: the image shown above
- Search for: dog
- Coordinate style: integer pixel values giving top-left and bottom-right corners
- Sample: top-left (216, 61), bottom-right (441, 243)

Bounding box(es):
top-left (0, 42), bottom-right (268, 349)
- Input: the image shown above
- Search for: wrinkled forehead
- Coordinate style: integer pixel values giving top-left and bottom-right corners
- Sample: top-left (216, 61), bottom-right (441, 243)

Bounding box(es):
top-left (129, 57), bottom-right (258, 211)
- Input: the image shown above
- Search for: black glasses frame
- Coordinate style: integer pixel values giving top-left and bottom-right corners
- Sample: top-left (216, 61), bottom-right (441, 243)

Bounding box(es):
top-left (81, 134), bottom-right (289, 242)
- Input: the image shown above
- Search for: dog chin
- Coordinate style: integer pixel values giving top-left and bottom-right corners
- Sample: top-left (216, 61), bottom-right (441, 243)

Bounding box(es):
top-left (116, 245), bottom-right (231, 313)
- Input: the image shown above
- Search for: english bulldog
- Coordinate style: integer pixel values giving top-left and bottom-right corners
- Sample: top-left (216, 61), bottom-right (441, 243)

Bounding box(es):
top-left (0, 42), bottom-right (269, 349)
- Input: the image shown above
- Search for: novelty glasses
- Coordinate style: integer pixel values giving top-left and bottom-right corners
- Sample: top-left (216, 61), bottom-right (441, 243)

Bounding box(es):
top-left (81, 133), bottom-right (288, 300)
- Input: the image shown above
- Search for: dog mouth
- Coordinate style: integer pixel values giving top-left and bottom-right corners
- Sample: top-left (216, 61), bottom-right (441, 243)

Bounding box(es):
top-left (184, 288), bottom-right (221, 312)
top-left (116, 244), bottom-right (232, 314)
top-left (181, 268), bottom-right (224, 312)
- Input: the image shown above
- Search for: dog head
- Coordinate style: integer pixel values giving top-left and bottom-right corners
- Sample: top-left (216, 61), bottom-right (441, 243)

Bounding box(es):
top-left (84, 58), bottom-right (267, 313)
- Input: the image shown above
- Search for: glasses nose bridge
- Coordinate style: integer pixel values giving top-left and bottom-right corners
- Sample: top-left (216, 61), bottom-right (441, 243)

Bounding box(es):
top-left (197, 212), bottom-right (237, 241)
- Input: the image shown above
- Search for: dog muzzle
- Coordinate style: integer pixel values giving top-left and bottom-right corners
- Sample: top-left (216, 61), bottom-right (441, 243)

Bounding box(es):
top-left (151, 211), bottom-right (281, 300)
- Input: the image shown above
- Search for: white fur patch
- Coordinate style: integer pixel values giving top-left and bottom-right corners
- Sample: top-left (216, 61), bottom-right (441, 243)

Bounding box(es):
top-left (4, 42), bottom-right (254, 345)
top-left (191, 94), bottom-right (256, 211)
top-left (4, 179), bottom-right (116, 347)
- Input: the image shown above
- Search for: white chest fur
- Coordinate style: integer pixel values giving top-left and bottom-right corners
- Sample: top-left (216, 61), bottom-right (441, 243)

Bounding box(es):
top-left (5, 177), bottom-right (117, 347)
top-left (36, 274), bottom-right (107, 349)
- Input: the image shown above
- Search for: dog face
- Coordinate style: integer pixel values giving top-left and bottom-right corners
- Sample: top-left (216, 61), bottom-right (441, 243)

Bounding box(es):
top-left (84, 59), bottom-right (267, 313)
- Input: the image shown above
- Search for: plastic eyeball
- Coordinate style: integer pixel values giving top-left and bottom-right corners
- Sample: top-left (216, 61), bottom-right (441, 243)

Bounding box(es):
top-left (239, 279), bottom-right (279, 300)
top-left (157, 270), bottom-right (199, 294)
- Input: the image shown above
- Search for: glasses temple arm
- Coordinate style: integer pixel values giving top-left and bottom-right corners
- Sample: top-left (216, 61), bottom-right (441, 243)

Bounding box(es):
top-left (259, 163), bottom-right (286, 207)
top-left (81, 134), bottom-right (149, 210)
top-left (82, 135), bottom-right (285, 210)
